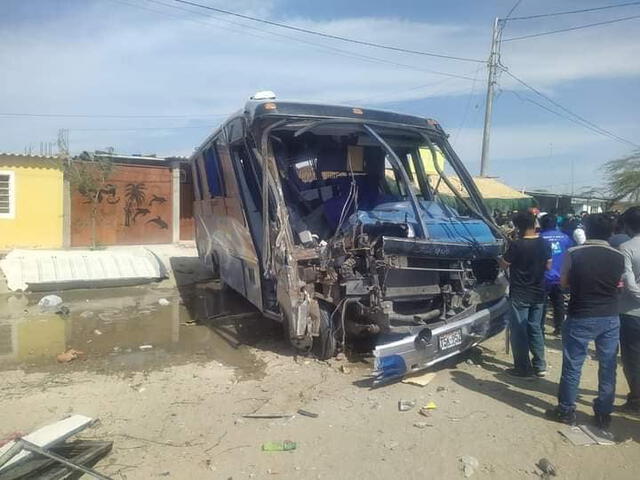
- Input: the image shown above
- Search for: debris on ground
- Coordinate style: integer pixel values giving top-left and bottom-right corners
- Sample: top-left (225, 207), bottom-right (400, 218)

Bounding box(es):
top-left (56, 349), bottom-right (84, 363)
top-left (261, 441), bottom-right (296, 452)
top-left (559, 425), bottom-right (616, 446)
top-left (537, 458), bottom-right (557, 477)
top-left (384, 440), bottom-right (399, 451)
top-left (459, 455), bottom-right (479, 478)
top-left (242, 413), bottom-right (294, 419)
top-left (340, 365), bottom-right (351, 374)
top-left (402, 372), bottom-right (437, 387)
top-left (158, 298), bottom-right (170, 306)
top-left (93, 329), bottom-right (103, 336)
top-left (139, 344), bottom-right (153, 351)
top-left (297, 409), bottom-right (319, 418)
top-left (0, 415), bottom-right (112, 479)
top-left (38, 295), bottom-right (63, 312)
top-left (413, 422), bottom-right (432, 429)
top-left (398, 400), bottom-right (416, 412)
top-left (418, 401), bottom-right (437, 417)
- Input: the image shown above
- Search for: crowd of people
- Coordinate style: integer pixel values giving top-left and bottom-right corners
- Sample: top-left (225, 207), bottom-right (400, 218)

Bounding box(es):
top-left (497, 206), bottom-right (640, 437)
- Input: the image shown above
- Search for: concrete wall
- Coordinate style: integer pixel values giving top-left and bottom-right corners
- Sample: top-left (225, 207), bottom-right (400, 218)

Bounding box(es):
top-left (0, 155), bottom-right (64, 250)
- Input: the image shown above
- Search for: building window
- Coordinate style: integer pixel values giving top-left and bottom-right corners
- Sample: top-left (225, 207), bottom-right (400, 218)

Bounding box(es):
top-left (0, 170), bottom-right (15, 219)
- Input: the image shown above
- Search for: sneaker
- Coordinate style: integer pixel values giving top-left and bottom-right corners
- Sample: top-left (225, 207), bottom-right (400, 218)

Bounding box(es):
top-left (534, 369), bottom-right (548, 378)
top-left (505, 368), bottom-right (534, 378)
top-left (545, 407), bottom-right (576, 426)
top-left (594, 413), bottom-right (612, 430)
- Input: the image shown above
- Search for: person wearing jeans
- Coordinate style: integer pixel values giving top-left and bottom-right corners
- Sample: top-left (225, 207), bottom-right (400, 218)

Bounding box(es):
top-left (618, 206), bottom-right (640, 413)
top-left (500, 211), bottom-right (552, 378)
top-left (547, 214), bottom-right (625, 431)
top-left (540, 214), bottom-right (573, 335)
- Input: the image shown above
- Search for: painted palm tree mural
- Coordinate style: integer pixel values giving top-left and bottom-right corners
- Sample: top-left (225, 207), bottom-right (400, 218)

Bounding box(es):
top-left (123, 182), bottom-right (147, 226)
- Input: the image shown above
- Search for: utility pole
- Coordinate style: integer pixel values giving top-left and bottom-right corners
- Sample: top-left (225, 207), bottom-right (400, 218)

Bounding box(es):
top-left (479, 17), bottom-right (502, 177)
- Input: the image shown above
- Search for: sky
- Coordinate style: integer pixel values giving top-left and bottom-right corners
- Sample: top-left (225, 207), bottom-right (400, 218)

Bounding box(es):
top-left (1, 0), bottom-right (639, 193)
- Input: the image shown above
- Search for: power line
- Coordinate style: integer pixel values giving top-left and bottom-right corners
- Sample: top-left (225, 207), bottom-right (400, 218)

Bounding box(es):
top-left (504, 70), bottom-right (640, 148)
top-left (171, 0), bottom-right (484, 63)
top-left (503, 13), bottom-right (640, 41)
top-left (0, 112), bottom-right (230, 119)
top-left (115, 0), bottom-right (478, 81)
top-left (507, 1), bottom-right (640, 20)
top-left (504, 0), bottom-right (525, 20)
top-left (69, 124), bottom-right (217, 132)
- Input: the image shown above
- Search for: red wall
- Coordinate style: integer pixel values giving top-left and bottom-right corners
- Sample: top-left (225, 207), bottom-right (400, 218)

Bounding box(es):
top-left (70, 163), bottom-right (173, 246)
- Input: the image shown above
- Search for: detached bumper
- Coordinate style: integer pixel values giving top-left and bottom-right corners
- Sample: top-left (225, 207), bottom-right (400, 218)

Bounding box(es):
top-left (372, 296), bottom-right (509, 385)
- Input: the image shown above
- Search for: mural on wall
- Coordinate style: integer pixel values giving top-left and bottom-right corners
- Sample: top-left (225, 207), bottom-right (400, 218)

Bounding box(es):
top-left (70, 164), bottom-right (173, 246)
top-left (123, 182), bottom-right (147, 227)
top-left (80, 183), bottom-right (120, 205)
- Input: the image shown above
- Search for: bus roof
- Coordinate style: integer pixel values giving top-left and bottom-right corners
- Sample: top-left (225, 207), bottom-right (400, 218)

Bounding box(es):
top-left (243, 99), bottom-right (442, 131)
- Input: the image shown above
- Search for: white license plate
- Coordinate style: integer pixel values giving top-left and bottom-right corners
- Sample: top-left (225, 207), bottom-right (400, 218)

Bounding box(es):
top-left (439, 329), bottom-right (463, 350)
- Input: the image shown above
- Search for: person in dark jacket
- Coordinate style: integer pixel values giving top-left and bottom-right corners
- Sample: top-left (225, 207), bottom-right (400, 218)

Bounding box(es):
top-left (500, 211), bottom-right (552, 378)
top-left (546, 214), bottom-right (624, 432)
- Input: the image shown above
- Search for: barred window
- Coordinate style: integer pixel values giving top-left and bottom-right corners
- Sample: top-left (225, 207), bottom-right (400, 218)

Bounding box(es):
top-left (0, 171), bottom-right (15, 218)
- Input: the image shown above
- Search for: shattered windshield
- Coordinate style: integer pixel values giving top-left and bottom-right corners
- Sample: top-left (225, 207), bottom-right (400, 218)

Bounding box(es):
top-left (267, 122), bottom-right (485, 241)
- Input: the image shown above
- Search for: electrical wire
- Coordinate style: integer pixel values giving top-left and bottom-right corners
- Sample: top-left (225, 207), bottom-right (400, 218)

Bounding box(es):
top-left (503, 70), bottom-right (640, 149)
top-left (69, 124), bottom-right (217, 132)
top-left (114, 0), bottom-right (479, 81)
top-left (0, 112), bottom-right (229, 119)
top-left (171, 0), bottom-right (485, 63)
top-left (502, 13), bottom-right (640, 41)
top-left (507, 1), bottom-right (640, 21)
top-left (504, 0), bottom-right (525, 20)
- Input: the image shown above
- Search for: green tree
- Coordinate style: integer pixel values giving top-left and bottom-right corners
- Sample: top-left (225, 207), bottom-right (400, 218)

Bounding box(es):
top-left (65, 153), bottom-right (115, 249)
top-left (603, 149), bottom-right (640, 203)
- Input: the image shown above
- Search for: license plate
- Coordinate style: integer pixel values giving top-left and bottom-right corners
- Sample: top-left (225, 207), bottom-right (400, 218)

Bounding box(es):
top-left (439, 329), bottom-right (463, 351)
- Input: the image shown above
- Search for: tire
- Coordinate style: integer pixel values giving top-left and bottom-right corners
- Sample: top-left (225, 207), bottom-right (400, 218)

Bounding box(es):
top-left (312, 301), bottom-right (338, 360)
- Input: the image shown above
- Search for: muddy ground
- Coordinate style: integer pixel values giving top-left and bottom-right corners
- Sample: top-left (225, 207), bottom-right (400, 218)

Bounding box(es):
top-left (1, 253), bottom-right (639, 479)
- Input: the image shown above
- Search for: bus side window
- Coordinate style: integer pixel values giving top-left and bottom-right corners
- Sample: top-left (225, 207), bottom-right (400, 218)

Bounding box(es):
top-left (230, 142), bottom-right (262, 215)
top-left (203, 141), bottom-right (225, 197)
top-left (192, 154), bottom-right (206, 200)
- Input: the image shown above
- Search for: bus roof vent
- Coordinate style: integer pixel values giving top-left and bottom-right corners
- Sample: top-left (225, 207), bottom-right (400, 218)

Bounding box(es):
top-left (251, 90), bottom-right (276, 100)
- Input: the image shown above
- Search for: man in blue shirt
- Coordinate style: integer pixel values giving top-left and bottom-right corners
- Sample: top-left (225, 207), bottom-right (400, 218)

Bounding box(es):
top-left (540, 214), bottom-right (574, 335)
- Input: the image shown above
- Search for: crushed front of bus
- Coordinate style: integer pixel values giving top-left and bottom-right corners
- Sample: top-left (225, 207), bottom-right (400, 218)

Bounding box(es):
top-left (254, 110), bottom-right (508, 385)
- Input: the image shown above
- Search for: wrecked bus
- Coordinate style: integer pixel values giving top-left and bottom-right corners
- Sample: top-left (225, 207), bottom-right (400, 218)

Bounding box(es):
top-left (191, 94), bottom-right (509, 383)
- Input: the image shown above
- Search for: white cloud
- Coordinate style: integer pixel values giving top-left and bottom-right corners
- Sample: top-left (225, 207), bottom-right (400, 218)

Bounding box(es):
top-left (0, 0), bottom-right (638, 160)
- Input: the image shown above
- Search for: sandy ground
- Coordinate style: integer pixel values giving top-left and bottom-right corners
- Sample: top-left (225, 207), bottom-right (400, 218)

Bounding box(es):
top-left (1, 247), bottom-right (639, 479)
top-left (1, 325), bottom-right (640, 479)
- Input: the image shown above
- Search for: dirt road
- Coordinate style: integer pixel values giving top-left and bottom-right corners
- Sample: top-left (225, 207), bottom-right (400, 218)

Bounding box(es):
top-left (1, 280), bottom-right (639, 479)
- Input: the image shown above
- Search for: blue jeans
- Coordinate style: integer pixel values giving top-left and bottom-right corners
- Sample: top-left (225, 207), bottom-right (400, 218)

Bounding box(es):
top-left (509, 299), bottom-right (546, 373)
top-left (558, 315), bottom-right (619, 416)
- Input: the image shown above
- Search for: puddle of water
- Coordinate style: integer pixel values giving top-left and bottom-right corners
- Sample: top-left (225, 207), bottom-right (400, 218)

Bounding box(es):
top-left (0, 282), bottom-right (279, 380)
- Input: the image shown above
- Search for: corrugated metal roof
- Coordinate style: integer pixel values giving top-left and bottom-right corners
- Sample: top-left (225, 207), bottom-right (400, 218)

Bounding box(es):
top-left (0, 152), bottom-right (59, 159)
top-left (0, 247), bottom-right (167, 291)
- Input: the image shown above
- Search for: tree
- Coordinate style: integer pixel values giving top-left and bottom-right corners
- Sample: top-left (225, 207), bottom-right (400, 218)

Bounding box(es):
top-left (65, 152), bottom-right (115, 249)
top-left (603, 149), bottom-right (640, 203)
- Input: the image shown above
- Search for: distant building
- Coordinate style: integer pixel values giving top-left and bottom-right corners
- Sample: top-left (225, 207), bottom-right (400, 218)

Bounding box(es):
top-left (0, 151), bottom-right (195, 251)
top-left (525, 190), bottom-right (611, 215)
top-left (0, 153), bottom-right (65, 250)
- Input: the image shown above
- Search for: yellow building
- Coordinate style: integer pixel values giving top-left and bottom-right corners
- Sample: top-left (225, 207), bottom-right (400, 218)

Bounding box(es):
top-left (0, 153), bottom-right (65, 250)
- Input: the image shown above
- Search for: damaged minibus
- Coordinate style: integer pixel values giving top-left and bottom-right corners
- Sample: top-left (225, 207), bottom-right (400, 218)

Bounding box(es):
top-left (191, 93), bottom-right (510, 384)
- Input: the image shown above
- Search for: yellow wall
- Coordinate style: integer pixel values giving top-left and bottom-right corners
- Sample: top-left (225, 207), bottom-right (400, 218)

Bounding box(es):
top-left (0, 156), bottom-right (64, 249)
